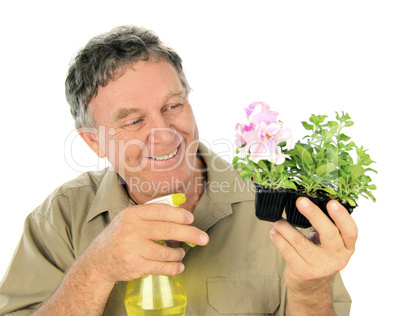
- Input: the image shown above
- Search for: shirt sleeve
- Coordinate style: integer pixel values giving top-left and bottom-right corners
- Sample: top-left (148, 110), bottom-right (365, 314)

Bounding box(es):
top-left (0, 197), bottom-right (75, 315)
top-left (332, 272), bottom-right (352, 316)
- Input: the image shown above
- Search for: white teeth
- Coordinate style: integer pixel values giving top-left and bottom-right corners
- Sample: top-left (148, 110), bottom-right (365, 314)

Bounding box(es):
top-left (151, 148), bottom-right (178, 161)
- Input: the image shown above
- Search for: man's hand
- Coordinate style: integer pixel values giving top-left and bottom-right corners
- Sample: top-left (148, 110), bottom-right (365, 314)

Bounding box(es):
top-left (88, 204), bottom-right (209, 284)
top-left (33, 204), bottom-right (209, 316)
top-left (269, 197), bottom-right (358, 315)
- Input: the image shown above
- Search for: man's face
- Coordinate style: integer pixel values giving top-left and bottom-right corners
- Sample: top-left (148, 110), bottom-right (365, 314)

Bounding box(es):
top-left (84, 59), bottom-right (199, 200)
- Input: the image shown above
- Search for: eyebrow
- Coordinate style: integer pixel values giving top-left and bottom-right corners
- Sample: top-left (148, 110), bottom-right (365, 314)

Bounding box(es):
top-left (113, 107), bottom-right (140, 122)
top-left (166, 89), bottom-right (186, 99)
top-left (112, 89), bottom-right (187, 122)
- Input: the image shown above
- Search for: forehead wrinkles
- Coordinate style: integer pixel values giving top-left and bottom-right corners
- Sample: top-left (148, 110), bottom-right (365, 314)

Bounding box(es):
top-left (90, 61), bottom-right (186, 124)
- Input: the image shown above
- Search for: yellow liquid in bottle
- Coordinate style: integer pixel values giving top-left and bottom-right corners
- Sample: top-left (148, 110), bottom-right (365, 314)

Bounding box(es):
top-left (125, 195), bottom-right (189, 316)
top-left (125, 294), bottom-right (187, 316)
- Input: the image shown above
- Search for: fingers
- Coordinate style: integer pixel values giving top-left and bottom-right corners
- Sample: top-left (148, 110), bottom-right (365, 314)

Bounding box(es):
top-left (142, 241), bottom-right (185, 262)
top-left (129, 204), bottom-right (209, 246)
top-left (326, 200), bottom-right (358, 251)
top-left (296, 198), bottom-right (358, 251)
top-left (106, 204), bottom-right (209, 279)
top-left (270, 222), bottom-right (308, 267)
top-left (270, 198), bottom-right (358, 291)
top-left (142, 259), bottom-right (185, 276)
top-left (133, 204), bottom-right (194, 225)
top-left (270, 219), bottom-right (320, 263)
top-left (152, 221), bottom-right (209, 246)
top-left (296, 198), bottom-right (344, 249)
top-left (270, 197), bottom-right (357, 262)
top-left (139, 242), bottom-right (186, 276)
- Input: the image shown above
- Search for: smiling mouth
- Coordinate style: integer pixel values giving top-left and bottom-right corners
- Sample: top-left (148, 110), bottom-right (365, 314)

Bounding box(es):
top-left (149, 147), bottom-right (178, 161)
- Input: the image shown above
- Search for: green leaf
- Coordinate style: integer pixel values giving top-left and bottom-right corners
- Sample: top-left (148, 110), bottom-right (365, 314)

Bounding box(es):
top-left (239, 170), bottom-right (254, 180)
top-left (233, 162), bottom-right (248, 170)
top-left (277, 141), bottom-right (287, 148)
top-left (346, 198), bottom-right (356, 207)
top-left (325, 129), bottom-right (337, 143)
top-left (302, 121), bottom-right (314, 130)
top-left (309, 114), bottom-right (327, 127)
top-left (337, 158), bottom-right (349, 167)
top-left (327, 120), bottom-right (339, 128)
top-left (283, 180), bottom-right (298, 190)
top-left (274, 164), bottom-right (285, 174)
top-left (317, 115), bottom-right (328, 124)
top-left (309, 114), bottom-right (319, 125)
top-left (365, 167), bottom-right (378, 174)
top-left (322, 187), bottom-right (337, 196)
top-left (365, 191), bottom-right (377, 202)
top-left (235, 162), bottom-right (248, 170)
top-left (316, 163), bottom-right (336, 178)
top-left (344, 142), bottom-right (356, 151)
top-left (257, 160), bottom-right (269, 170)
top-left (341, 112), bottom-right (351, 121)
top-left (339, 134), bottom-right (351, 142)
top-left (351, 165), bottom-right (365, 179)
top-left (300, 149), bottom-right (314, 170)
top-left (337, 177), bottom-right (346, 186)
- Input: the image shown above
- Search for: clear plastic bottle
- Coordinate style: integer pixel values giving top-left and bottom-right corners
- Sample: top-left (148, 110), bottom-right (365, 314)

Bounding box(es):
top-left (124, 193), bottom-right (188, 316)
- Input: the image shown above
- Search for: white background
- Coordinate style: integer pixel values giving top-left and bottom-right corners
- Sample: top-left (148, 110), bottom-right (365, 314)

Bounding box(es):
top-left (0, 1), bottom-right (401, 314)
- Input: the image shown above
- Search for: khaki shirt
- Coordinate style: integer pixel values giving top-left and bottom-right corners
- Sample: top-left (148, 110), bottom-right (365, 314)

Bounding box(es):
top-left (0, 143), bottom-right (351, 315)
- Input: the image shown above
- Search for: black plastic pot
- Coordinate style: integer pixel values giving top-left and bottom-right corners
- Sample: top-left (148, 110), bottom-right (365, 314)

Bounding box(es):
top-left (285, 192), bottom-right (356, 228)
top-left (285, 192), bottom-right (314, 228)
top-left (255, 187), bottom-right (356, 228)
top-left (255, 186), bottom-right (288, 222)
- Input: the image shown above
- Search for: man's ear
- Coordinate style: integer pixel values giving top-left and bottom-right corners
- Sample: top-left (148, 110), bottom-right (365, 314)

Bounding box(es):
top-left (78, 127), bottom-right (106, 158)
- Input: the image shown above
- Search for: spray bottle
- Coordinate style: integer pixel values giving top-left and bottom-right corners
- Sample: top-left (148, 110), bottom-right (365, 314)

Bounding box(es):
top-left (124, 193), bottom-right (192, 315)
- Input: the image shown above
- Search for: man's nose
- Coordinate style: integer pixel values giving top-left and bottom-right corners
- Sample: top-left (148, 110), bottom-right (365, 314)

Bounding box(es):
top-left (151, 126), bottom-right (177, 144)
top-left (148, 115), bottom-right (178, 144)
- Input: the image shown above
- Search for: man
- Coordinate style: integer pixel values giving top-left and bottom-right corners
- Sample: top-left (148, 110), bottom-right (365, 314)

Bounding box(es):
top-left (0, 26), bottom-right (356, 315)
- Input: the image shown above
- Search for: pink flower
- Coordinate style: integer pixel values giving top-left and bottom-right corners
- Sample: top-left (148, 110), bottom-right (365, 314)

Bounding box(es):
top-left (235, 102), bottom-right (295, 164)
top-left (234, 123), bottom-right (246, 146)
top-left (246, 101), bottom-right (279, 125)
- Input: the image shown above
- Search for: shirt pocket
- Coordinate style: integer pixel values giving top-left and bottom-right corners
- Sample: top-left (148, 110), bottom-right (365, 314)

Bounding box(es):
top-left (207, 276), bottom-right (280, 315)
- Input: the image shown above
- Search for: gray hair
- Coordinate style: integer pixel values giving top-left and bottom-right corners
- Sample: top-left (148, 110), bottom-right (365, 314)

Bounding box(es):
top-left (65, 25), bottom-right (190, 129)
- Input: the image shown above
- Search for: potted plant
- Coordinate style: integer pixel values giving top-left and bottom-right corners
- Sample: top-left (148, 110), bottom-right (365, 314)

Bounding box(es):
top-left (233, 101), bottom-right (297, 222)
top-left (234, 103), bottom-right (377, 228)
top-left (284, 112), bottom-right (377, 227)
top-left (283, 114), bottom-right (339, 227)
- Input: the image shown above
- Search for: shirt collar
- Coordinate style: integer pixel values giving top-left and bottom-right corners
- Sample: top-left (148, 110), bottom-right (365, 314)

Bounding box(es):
top-left (199, 142), bottom-right (255, 204)
top-left (86, 167), bottom-right (132, 223)
top-left (191, 142), bottom-right (255, 232)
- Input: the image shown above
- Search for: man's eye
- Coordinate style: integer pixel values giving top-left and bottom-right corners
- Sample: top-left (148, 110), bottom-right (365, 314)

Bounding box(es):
top-left (124, 118), bottom-right (142, 126)
top-left (168, 104), bottom-right (181, 110)
top-left (131, 119), bottom-right (142, 125)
